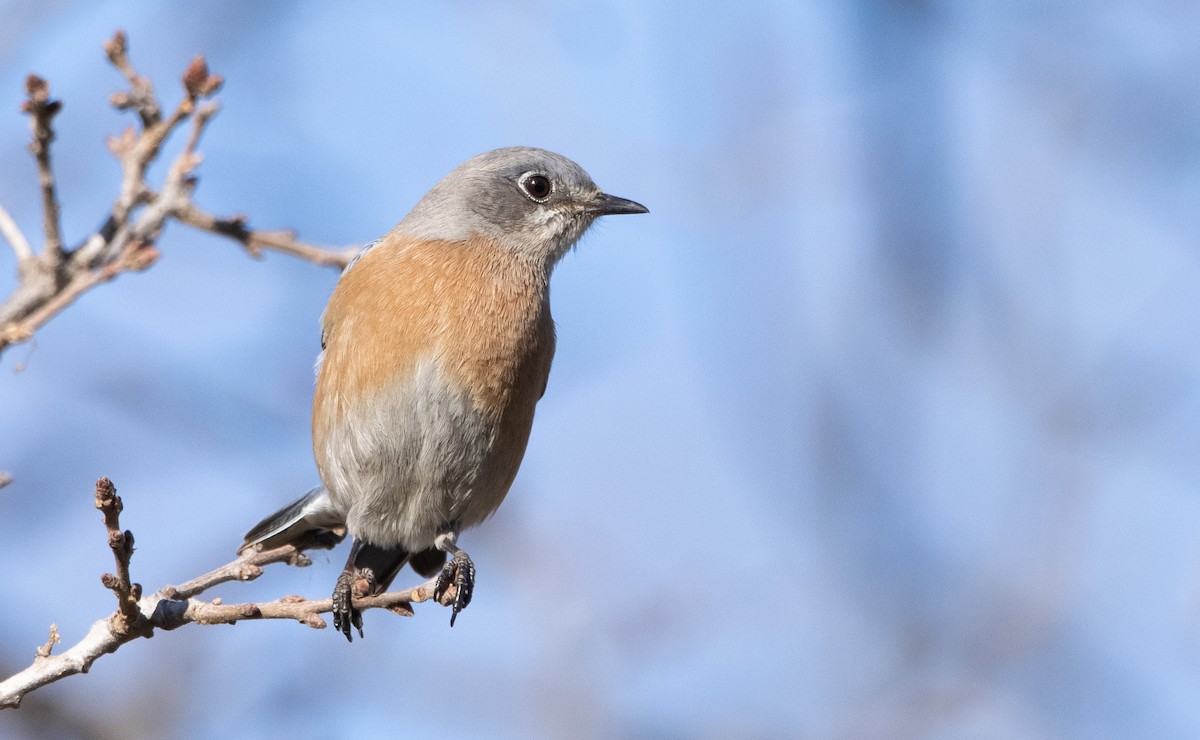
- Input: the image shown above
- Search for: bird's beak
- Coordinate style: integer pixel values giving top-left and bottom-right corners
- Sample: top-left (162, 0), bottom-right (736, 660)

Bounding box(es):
top-left (586, 191), bottom-right (649, 216)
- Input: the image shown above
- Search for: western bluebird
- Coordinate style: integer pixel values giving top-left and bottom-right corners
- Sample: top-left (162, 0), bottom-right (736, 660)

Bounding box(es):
top-left (240, 147), bottom-right (647, 640)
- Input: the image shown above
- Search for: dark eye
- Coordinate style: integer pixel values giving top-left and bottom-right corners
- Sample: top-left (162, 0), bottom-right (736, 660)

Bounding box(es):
top-left (520, 173), bottom-right (552, 202)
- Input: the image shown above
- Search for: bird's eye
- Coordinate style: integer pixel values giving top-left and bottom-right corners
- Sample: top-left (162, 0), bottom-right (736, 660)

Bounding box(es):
top-left (520, 173), bottom-right (552, 202)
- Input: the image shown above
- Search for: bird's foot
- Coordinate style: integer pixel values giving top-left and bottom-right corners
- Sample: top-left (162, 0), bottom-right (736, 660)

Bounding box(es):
top-left (433, 549), bottom-right (475, 627)
top-left (332, 566), bottom-right (375, 641)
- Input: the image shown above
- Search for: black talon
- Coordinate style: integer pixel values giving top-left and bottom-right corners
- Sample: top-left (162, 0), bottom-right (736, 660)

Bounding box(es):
top-left (332, 569), bottom-right (364, 641)
top-left (433, 550), bottom-right (475, 627)
top-left (332, 539), bottom-right (408, 641)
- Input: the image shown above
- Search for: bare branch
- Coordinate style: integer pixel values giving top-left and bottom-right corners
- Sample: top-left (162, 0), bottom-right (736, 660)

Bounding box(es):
top-left (101, 44), bottom-right (208, 234)
top-left (0, 478), bottom-right (454, 709)
top-left (21, 75), bottom-right (64, 262)
top-left (0, 203), bottom-right (34, 266)
top-left (104, 30), bottom-right (160, 128)
top-left (94, 478), bottom-right (145, 635)
top-left (0, 31), bottom-right (355, 357)
top-left (174, 204), bottom-right (357, 268)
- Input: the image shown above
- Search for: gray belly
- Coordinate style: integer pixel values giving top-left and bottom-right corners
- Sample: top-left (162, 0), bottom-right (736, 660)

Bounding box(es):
top-left (319, 360), bottom-right (513, 550)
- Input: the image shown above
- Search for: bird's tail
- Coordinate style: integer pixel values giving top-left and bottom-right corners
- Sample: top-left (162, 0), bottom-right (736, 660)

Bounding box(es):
top-left (239, 486), bottom-right (346, 555)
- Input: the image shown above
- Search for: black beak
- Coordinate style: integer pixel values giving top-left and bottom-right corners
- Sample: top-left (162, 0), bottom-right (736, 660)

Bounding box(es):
top-left (587, 191), bottom-right (649, 216)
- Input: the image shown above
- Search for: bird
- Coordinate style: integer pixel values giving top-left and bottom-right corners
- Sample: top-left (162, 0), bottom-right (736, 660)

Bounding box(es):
top-left (239, 146), bottom-right (647, 640)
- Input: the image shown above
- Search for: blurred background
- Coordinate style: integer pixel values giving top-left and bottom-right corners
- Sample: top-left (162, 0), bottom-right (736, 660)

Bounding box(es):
top-left (1, 1), bottom-right (1199, 737)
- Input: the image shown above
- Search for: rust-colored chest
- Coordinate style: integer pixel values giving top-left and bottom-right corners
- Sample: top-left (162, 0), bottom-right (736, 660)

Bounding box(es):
top-left (312, 234), bottom-right (555, 459)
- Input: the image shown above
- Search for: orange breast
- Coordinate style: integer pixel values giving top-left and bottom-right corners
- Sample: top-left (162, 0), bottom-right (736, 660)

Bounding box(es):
top-left (311, 232), bottom-right (554, 489)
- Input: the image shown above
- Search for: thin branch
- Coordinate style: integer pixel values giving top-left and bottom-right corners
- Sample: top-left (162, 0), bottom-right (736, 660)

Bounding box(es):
top-left (0, 203), bottom-right (34, 266)
top-left (94, 478), bottom-right (144, 635)
top-left (179, 99), bottom-right (218, 169)
top-left (91, 46), bottom-right (222, 258)
top-left (0, 477), bottom-right (456, 709)
top-left (174, 204), bottom-right (356, 268)
top-left (35, 626), bottom-right (60, 659)
top-left (104, 30), bottom-right (160, 128)
top-left (20, 75), bottom-right (64, 262)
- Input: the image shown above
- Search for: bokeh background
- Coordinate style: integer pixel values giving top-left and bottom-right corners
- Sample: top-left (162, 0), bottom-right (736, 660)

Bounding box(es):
top-left (2, 1), bottom-right (1199, 737)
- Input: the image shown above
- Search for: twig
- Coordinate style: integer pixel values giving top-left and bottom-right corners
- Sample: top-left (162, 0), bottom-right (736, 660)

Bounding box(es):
top-left (34, 626), bottom-right (60, 659)
top-left (94, 478), bottom-right (145, 635)
top-left (104, 30), bottom-right (160, 128)
top-left (0, 203), bottom-right (34, 266)
top-left (21, 75), bottom-right (63, 262)
top-left (174, 204), bottom-right (356, 268)
top-left (89, 47), bottom-right (222, 261)
top-left (0, 477), bottom-right (449, 709)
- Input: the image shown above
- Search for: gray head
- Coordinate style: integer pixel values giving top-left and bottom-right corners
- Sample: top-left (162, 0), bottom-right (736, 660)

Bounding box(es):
top-left (394, 147), bottom-right (647, 269)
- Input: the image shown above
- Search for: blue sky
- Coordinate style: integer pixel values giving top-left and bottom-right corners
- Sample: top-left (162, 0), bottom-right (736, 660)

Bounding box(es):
top-left (2, 1), bottom-right (1199, 737)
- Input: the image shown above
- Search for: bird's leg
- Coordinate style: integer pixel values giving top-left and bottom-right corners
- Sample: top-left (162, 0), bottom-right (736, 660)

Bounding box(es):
top-left (433, 528), bottom-right (475, 627)
top-left (332, 566), bottom-right (367, 642)
top-left (332, 538), bottom-right (410, 641)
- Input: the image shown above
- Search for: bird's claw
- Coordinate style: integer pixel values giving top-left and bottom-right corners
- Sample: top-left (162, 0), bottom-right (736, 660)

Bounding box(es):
top-left (332, 568), bottom-right (371, 641)
top-left (433, 550), bottom-right (475, 627)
